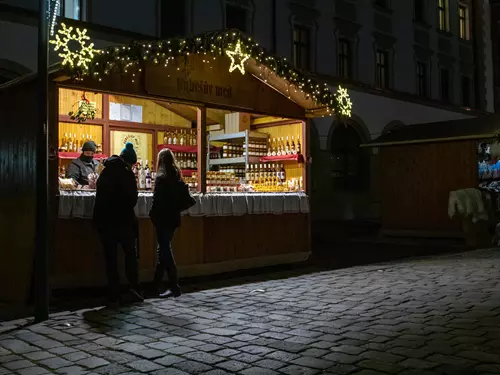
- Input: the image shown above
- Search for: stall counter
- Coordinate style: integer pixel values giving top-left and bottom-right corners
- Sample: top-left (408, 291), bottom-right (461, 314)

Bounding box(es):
top-left (52, 191), bottom-right (311, 289)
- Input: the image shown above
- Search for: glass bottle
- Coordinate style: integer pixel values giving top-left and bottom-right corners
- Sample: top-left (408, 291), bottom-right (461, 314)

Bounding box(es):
top-left (163, 131), bottom-right (168, 145)
top-left (291, 136), bottom-right (296, 154)
top-left (285, 136), bottom-right (290, 155)
top-left (297, 135), bottom-right (302, 154)
top-left (173, 130), bottom-right (178, 145)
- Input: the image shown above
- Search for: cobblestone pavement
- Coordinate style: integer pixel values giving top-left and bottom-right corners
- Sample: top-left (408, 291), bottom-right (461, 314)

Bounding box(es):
top-left (1, 249), bottom-right (500, 375)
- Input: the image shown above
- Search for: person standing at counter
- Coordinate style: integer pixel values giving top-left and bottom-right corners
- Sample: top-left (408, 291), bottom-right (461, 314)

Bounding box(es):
top-left (150, 149), bottom-right (195, 298)
top-left (66, 140), bottom-right (99, 186)
top-left (93, 142), bottom-right (143, 304)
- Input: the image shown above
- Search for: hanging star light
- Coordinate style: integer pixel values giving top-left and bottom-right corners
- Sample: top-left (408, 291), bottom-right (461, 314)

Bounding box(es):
top-left (225, 40), bottom-right (250, 75)
top-left (336, 85), bottom-right (352, 117)
top-left (50, 23), bottom-right (97, 70)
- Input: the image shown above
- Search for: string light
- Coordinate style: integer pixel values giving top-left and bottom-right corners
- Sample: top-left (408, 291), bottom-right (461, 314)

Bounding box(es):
top-left (49, 0), bottom-right (60, 37)
top-left (50, 23), bottom-right (97, 70)
top-left (53, 27), bottom-right (352, 117)
top-left (225, 40), bottom-right (250, 75)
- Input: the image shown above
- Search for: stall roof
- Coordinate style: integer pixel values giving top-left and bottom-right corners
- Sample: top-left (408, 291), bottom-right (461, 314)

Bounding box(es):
top-left (362, 114), bottom-right (500, 147)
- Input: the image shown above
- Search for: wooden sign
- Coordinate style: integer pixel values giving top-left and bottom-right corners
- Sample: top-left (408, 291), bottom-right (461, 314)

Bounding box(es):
top-left (110, 130), bottom-right (151, 163)
top-left (144, 55), bottom-right (305, 119)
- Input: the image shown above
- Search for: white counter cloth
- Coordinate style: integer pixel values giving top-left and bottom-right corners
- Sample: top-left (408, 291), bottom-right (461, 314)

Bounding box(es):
top-left (58, 190), bottom-right (310, 219)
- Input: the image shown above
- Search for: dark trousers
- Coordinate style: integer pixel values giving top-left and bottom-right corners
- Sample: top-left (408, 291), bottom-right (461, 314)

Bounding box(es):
top-left (153, 226), bottom-right (179, 292)
top-left (99, 227), bottom-right (139, 300)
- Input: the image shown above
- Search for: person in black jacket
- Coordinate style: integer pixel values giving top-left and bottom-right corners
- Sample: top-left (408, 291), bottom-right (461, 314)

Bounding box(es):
top-left (149, 148), bottom-right (184, 298)
top-left (66, 140), bottom-right (99, 186)
top-left (93, 142), bottom-right (143, 304)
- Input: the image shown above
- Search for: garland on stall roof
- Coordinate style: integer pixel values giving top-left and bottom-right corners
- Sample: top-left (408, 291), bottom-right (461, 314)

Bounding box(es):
top-left (56, 28), bottom-right (351, 117)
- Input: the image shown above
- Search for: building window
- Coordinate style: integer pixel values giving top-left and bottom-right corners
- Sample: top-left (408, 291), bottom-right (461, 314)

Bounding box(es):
top-left (293, 25), bottom-right (311, 70)
top-left (438, 0), bottom-right (449, 32)
top-left (459, 5), bottom-right (470, 40)
top-left (337, 39), bottom-right (351, 79)
top-left (59, 0), bottom-right (84, 21)
top-left (440, 68), bottom-right (450, 102)
top-left (416, 62), bottom-right (427, 97)
top-left (461, 76), bottom-right (471, 107)
top-left (414, 0), bottom-right (425, 23)
top-left (376, 50), bottom-right (389, 89)
top-left (225, 4), bottom-right (248, 33)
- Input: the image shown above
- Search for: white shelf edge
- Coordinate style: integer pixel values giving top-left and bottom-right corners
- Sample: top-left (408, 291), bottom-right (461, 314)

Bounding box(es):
top-left (209, 131), bottom-right (268, 141)
top-left (209, 156), bottom-right (261, 165)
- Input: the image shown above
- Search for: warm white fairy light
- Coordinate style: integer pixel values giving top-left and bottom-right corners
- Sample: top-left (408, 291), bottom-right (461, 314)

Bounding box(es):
top-left (225, 40), bottom-right (250, 75)
top-left (50, 23), bottom-right (97, 70)
top-left (49, 0), bottom-right (60, 36)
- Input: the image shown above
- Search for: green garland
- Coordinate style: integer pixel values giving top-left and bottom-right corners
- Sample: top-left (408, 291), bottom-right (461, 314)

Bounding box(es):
top-left (62, 29), bottom-right (347, 116)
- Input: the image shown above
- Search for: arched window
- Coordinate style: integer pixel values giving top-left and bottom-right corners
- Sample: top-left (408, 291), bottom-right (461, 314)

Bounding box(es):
top-left (330, 124), bottom-right (369, 191)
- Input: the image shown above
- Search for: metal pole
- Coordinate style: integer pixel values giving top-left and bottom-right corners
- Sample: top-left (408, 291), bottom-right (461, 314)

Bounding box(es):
top-left (34, 0), bottom-right (50, 323)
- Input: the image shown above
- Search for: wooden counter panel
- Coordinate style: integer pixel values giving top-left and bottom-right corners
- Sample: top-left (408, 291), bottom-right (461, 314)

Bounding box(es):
top-left (52, 214), bottom-right (309, 288)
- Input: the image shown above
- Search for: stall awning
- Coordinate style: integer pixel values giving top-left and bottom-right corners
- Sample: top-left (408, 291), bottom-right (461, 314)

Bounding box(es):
top-left (362, 114), bottom-right (500, 147)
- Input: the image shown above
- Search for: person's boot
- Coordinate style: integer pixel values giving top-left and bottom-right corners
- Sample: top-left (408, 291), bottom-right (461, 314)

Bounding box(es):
top-left (159, 266), bottom-right (181, 298)
top-left (152, 264), bottom-right (165, 295)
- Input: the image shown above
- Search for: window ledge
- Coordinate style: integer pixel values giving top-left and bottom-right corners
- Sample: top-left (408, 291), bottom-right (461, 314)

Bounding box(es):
top-left (436, 29), bottom-right (454, 37)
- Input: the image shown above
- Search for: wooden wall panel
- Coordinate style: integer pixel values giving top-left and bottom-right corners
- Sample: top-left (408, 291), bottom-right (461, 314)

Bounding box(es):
top-left (0, 80), bottom-right (37, 304)
top-left (380, 140), bottom-right (477, 233)
top-left (59, 88), bottom-right (103, 119)
top-left (109, 94), bottom-right (191, 128)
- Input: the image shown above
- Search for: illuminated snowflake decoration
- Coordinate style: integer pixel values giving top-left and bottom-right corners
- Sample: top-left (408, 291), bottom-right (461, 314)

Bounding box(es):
top-left (225, 40), bottom-right (250, 75)
top-left (336, 85), bottom-right (352, 117)
top-left (50, 23), bottom-right (97, 70)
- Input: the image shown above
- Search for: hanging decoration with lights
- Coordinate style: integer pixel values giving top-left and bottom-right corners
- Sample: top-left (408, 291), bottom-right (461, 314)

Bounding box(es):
top-left (52, 28), bottom-right (352, 118)
top-left (336, 86), bottom-right (352, 117)
top-left (50, 23), bottom-right (97, 70)
top-left (225, 40), bottom-right (250, 75)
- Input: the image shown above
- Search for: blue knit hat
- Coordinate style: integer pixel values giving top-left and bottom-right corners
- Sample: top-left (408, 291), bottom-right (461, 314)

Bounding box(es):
top-left (120, 142), bottom-right (137, 164)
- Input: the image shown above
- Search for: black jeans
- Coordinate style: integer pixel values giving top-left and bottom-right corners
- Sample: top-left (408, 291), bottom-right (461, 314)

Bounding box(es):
top-left (99, 226), bottom-right (139, 300)
top-left (153, 226), bottom-right (179, 292)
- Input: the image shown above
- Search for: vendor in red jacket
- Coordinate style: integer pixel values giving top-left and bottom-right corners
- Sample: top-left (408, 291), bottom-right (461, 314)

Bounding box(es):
top-left (66, 140), bottom-right (99, 186)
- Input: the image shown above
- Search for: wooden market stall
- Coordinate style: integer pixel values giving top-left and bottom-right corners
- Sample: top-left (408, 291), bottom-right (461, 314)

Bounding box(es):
top-left (0, 29), bottom-right (351, 303)
top-left (363, 114), bottom-right (500, 239)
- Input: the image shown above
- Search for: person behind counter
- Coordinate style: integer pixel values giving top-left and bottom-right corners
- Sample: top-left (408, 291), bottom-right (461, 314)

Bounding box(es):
top-left (93, 142), bottom-right (143, 305)
top-left (150, 148), bottom-right (195, 298)
top-left (66, 140), bottom-right (99, 186)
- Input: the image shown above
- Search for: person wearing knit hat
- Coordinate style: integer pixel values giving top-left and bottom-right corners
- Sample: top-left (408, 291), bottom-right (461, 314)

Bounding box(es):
top-left (93, 141), bottom-right (143, 305)
top-left (120, 142), bottom-right (138, 166)
top-left (66, 140), bottom-right (99, 186)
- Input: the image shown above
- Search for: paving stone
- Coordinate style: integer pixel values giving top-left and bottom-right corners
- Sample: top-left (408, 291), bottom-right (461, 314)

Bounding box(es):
top-left (359, 350), bottom-right (404, 363)
top-left (173, 360), bottom-right (212, 374)
top-left (76, 356), bottom-right (110, 369)
top-left (154, 355), bottom-right (185, 367)
top-left (49, 346), bottom-right (78, 355)
top-left (215, 359), bottom-right (251, 372)
top-left (199, 370), bottom-right (232, 375)
top-left (254, 358), bottom-right (286, 370)
top-left (3, 359), bottom-right (34, 370)
top-left (23, 351), bottom-right (56, 361)
top-left (324, 364), bottom-right (359, 375)
top-left (279, 365), bottom-right (320, 375)
top-left (164, 345), bottom-right (196, 355)
top-left (358, 359), bottom-right (404, 374)
top-left (55, 365), bottom-right (89, 374)
top-left (230, 352), bottom-right (263, 363)
top-left (134, 349), bottom-right (166, 360)
top-left (239, 367), bottom-right (279, 375)
top-left (17, 366), bottom-right (51, 375)
top-left (93, 363), bottom-right (130, 374)
top-left (323, 352), bottom-right (359, 364)
top-left (127, 359), bottom-right (164, 373)
top-left (0, 339), bottom-right (37, 354)
top-left (39, 357), bottom-right (72, 369)
top-left (291, 356), bottom-right (334, 370)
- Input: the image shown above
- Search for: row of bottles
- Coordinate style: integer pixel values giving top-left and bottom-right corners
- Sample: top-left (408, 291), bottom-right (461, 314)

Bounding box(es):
top-left (175, 152), bottom-right (197, 169)
top-left (133, 160), bottom-right (156, 190)
top-left (59, 133), bottom-right (103, 153)
top-left (243, 140), bottom-right (267, 157)
top-left (222, 144), bottom-right (244, 158)
top-left (268, 135), bottom-right (301, 156)
top-left (245, 163), bottom-right (286, 183)
top-left (219, 166), bottom-right (245, 178)
top-left (163, 129), bottom-right (197, 146)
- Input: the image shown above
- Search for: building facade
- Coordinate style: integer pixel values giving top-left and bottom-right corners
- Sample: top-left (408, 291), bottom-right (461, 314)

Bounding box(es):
top-left (0, 0), bottom-right (494, 224)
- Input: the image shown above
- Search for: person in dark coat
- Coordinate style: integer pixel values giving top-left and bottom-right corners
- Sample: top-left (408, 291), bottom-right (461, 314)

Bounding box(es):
top-left (66, 140), bottom-right (99, 186)
top-left (93, 142), bottom-right (143, 304)
top-left (149, 148), bottom-right (184, 298)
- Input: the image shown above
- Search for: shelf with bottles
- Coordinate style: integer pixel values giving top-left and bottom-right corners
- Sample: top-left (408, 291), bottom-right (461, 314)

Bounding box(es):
top-left (161, 128), bottom-right (197, 148)
top-left (208, 130), bottom-right (268, 166)
top-left (132, 159), bottom-right (156, 191)
top-left (205, 171), bottom-right (241, 193)
top-left (58, 132), bottom-right (103, 154)
top-left (259, 154), bottom-right (304, 163)
top-left (266, 134), bottom-right (302, 158)
top-left (58, 152), bottom-right (108, 160)
top-left (244, 163), bottom-right (303, 192)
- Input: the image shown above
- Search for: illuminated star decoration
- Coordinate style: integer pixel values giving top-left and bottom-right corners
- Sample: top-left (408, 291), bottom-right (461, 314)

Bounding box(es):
top-left (336, 85), bottom-right (352, 117)
top-left (50, 23), bottom-right (97, 70)
top-left (225, 40), bottom-right (250, 75)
